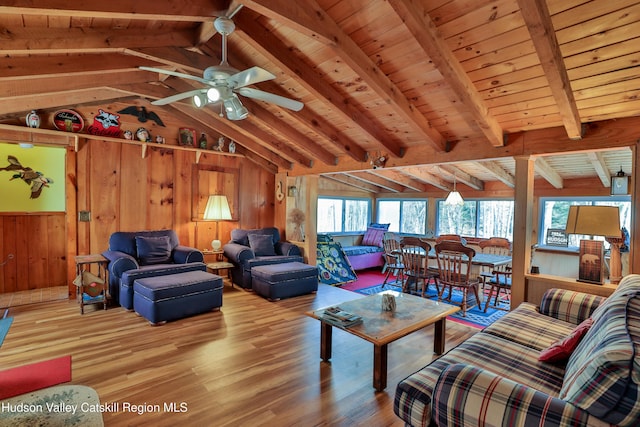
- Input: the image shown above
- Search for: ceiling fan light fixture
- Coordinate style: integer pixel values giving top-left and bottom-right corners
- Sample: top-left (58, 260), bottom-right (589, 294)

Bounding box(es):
top-left (206, 88), bottom-right (220, 102)
top-left (193, 93), bottom-right (208, 108)
top-left (224, 96), bottom-right (248, 120)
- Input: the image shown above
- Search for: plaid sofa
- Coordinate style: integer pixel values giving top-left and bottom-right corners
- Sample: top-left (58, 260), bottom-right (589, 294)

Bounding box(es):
top-left (394, 274), bottom-right (640, 426)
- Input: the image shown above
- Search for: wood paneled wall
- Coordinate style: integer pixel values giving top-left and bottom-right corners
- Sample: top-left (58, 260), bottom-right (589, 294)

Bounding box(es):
top-left (0, 134), bottom-right (275, 295)
top-left (0, 213), bottom-right (67, 293)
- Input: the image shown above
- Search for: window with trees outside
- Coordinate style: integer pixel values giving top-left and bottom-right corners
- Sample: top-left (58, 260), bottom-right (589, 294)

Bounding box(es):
top-left (376, 199), bottom-right (427, 234)
top-left (437, 199), bottom-right (514, 239)
top-left (317, 197), bottom-right (370, 233)
top-left (539, 197), bottom-right (631, 248)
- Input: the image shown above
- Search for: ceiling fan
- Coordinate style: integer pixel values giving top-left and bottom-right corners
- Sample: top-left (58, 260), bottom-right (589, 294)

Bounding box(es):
top-left (140, 5), bottom-right (303, 120)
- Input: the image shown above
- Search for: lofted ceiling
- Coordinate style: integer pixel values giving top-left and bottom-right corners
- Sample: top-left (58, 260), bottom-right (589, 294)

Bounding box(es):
top-left (0, 0), bottom-right (638, 195)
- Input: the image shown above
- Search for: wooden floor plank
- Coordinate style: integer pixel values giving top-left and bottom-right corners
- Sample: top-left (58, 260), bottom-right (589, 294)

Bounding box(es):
top-left (0, 283), bottom-right (477, 426)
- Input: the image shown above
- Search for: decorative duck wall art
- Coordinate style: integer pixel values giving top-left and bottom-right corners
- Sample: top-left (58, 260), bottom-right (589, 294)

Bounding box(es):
top-left (0, 155), bottom-right (53, 199)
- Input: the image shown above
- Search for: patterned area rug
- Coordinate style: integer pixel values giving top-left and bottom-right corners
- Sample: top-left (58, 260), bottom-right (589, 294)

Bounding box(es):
top-left (0, 385), bottom-right (104, 426)
top-left (354, 283), bottom-right (509, 329)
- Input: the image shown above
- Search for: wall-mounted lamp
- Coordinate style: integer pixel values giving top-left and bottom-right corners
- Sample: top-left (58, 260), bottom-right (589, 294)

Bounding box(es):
top-left (611, 168), bottom-right (629, 195)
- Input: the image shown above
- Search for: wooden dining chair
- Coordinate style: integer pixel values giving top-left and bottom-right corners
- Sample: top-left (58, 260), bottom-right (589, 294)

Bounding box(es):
top-left (478, 237), bottom-right (512, 312)
top-left (435, 240), bottom-right (481, 316)
top-left (400, 237), bottom-right (439, 296)
top-left (381, 232), bottom-right (404, 286)
top-left (435, 234), bottom-right (463, 244)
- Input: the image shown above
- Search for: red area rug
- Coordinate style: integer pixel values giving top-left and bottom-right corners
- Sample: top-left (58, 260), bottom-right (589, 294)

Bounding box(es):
top-left (0, 355), bottom-right (72, 400)
top-left (340, 268), bottom-right (396, 291)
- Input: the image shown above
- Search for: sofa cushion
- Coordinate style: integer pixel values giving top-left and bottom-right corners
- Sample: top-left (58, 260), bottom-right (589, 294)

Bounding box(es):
top-left (538, 317), bottom-right (593, 363)
top-left (560, 275), bottom-right (640, 426)
top-left (362, 227), bottom-right (386, 247)
top-left (248, 233), bottom-right (276, 256)
top-left (482, 302), bottom-right (576, 352)
top-left (395, 332), bottom-right (567, 425)
top-left (136, 235), bottom-right (172, 265)
top-left (231, 227), bottom-right (280, 247)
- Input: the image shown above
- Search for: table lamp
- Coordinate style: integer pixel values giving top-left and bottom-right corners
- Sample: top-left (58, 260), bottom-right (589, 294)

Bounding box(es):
top-left (203, 195), bottom-right (232, 250)
top-left (564, 205), bottom-right (621, 284)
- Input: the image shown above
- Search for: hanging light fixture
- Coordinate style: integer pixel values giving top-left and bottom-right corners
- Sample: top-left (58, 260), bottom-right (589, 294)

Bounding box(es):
top-left (445, 174), bottom-right (464, 206)
top-left (193, 93), bottom-right (208, 108)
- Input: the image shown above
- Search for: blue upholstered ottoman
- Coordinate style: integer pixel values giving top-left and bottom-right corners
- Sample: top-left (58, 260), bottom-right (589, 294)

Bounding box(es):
top-left (133, 270), bottom-right (223, 325)
top-left (252, 262), bottom-right (318, 301)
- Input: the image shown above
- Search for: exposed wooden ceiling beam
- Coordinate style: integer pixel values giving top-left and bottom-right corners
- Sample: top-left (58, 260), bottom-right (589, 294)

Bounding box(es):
top-left (233, 11), bottom-right (392, 160)
top-left (345, 171), bottom-right (405, 193)
top-left (437, 165), bottom-right (484, 191)
top-left (0, 2), bottom-right (230, 21)
top-left (401, 167), bottom-right (451, 191)
top-left (587, 151), bottom-right (612, 187)
top-left (0, 27), bottom-right (195, 55)
top-left (241, 98), bottom-right (337, 166)
top-left (322, 174), bottom-right (379, 193)
top-left (517, 0), bottom-right (582, 139)
top-left (474, 161), bottom-right (516, 188)
top-left (373, 169), bottom-right (429, 192)
top-left (238, 1), bottom-right (447, 154)
top-left (534, 157), bottom-right (563, 189)
top-left (386, 0), bottom-right (505, 148)
top-left (168, 103), bottom-right (290, 171)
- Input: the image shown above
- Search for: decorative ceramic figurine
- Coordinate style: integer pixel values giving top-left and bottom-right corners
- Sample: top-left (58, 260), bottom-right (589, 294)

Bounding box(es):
top-left (228, 140), bottom-right (236, 153)
top-left (155, 135), bottom-right (165, 144)
top-left (199, 133), bottom-right (208, 149)
top-left (136, 127), bottom-right (150, 142)
top-left (123, 130), bottom-right (133, 140)
top-left (26, 110), bottom-right (40, 128)
top-left (215, 136), bottom-right (225, 151)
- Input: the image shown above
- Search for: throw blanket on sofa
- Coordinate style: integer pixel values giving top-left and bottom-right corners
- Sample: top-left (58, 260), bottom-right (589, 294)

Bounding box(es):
top-left (316, 242), bottom-right (357, 286)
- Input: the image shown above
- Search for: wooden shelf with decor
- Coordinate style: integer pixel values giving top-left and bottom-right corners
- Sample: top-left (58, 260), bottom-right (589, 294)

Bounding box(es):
top-left (0, 123), bottom-right (243, 164)
top-left (525, 273), bottom-right (617, 306)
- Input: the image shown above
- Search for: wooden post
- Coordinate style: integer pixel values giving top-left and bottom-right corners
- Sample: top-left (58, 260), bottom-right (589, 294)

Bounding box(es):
top-left (512, 155), bottom-right (535, 309)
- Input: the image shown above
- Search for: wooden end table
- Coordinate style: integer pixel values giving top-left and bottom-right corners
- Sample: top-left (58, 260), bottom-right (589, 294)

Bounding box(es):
top-left (74, 254), bottom-right (109, 314)
top-left (307, 291), bottom-right (460, 391)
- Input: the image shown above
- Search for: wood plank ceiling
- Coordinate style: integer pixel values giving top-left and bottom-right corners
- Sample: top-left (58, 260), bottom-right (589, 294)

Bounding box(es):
top-left (0, 0), bottom-right (637, 195)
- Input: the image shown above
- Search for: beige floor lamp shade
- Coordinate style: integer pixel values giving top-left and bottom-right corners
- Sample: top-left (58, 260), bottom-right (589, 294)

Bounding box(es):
top-left (203, 195), bottom-right (232, 250)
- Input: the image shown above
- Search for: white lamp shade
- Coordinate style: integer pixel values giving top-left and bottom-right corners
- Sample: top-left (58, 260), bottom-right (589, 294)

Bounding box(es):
top-left (203, 195), bottom-right (232, 221)
top-left (444, 190), bottom-right (464, 206)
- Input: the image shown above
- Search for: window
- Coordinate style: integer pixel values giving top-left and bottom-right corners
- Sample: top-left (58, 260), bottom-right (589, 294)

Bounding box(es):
top-left (377, 199), bottom-right (427, 234)
top-left (539, 197), bottom-right (631, 248)
top-left (437, 199), bottom-right (514, 239)
top-left (317, 197), bottom-right (370, 233)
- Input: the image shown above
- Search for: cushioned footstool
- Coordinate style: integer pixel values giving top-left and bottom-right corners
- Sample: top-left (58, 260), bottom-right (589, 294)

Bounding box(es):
top-left (252, 262), bottom-right (318, 301)
top-left (133, 270), bottom-right (223, 325)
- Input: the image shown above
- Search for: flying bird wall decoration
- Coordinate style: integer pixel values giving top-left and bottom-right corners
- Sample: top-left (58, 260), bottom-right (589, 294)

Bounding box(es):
top-left (116, 106), bottom-right (165, 127)
top-left (0, 155), bottom-right (53, 199)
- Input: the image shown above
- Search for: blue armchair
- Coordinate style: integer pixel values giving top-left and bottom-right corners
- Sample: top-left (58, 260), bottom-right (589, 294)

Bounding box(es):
top-left (102, 230), bottom-right (205, 307)
top-left (223, 227), bottom-right (303, 289)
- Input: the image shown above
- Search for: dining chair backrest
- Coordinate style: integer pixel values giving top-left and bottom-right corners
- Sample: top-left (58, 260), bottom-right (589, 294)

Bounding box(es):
top-left (435, 240), bottom-right (475, 286)
top-left (400, 237), bottom-right (431, 276)
top-left (435, 234), bottom-right (463, 244)
top-left (478, 237), bottom-right (511, 255)
top-left (382, 232), bottom-right (401, 263)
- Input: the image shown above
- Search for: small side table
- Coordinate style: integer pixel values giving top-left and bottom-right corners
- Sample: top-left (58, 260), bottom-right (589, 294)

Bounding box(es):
top-left (206, 261), bottom-right (235, 287)
top-left (74, 254), bottom-right (109, 314)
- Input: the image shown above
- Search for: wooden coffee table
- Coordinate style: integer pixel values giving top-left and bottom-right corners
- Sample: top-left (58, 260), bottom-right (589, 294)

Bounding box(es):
top-left (306, 291), bottom-right (460, 391)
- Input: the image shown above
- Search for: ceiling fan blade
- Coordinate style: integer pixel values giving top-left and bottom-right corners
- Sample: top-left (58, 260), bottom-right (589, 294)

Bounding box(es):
top-left (151, 89), bottom-right (205, 106)
top-left (237, 87), bottom-right (304, 111)
top-left (230, 66), bottom-right (276, 89)
top-left (139, 66), bottom-right (210, 85)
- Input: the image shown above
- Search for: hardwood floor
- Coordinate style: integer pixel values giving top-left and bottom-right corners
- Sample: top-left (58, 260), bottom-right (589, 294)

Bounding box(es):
top-left (0, 282), bottom-right (478, 426)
